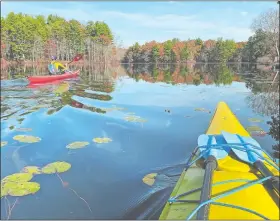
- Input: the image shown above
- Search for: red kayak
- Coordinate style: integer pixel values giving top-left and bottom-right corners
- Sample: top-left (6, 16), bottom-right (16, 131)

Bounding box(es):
top-left (27, 70), bottom-right (80, 84)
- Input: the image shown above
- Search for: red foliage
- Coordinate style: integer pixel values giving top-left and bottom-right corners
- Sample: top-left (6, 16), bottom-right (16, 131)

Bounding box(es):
top-left (236, 42), bottom-right (246, 49)
top-left (159, 45), bottom-right (164, 57)
top-left (204, 40), bottom-right (216, 49)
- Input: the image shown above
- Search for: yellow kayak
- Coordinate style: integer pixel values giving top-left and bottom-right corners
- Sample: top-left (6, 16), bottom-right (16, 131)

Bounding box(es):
top-left (159, 101), bottom-right (279, 220)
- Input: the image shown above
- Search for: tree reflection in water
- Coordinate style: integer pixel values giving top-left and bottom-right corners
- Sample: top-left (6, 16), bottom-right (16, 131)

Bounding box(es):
top-left (244, 71), bottom-right (279, 159)
top-left (267, 113), bottom-right (279, 159)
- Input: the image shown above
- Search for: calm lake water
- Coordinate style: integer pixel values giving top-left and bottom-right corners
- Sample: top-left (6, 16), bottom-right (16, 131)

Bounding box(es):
top-left (1, 63), bottom-right (279, 219)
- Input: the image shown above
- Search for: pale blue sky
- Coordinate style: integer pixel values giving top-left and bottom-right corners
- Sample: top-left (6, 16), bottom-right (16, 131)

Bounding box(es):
top-left (1, 1), bottom-right (278, 47)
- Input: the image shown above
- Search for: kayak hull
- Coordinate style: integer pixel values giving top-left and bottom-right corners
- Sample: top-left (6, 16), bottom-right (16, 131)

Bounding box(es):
top-left (27, 70), bottom-right (80, 84)
top-left (159, 101), bottom-right (279, 220)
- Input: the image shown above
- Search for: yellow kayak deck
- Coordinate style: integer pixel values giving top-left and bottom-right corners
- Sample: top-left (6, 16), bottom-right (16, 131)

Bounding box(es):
top-left (159, 102), bottom-right (279, 220)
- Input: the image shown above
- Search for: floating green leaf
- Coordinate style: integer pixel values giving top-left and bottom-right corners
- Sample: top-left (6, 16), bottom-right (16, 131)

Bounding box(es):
top-left (124, 115), bottom-right (147, 123)
top-left (246, 126), bottom-right (265, 133)
top-left (142, 173), bottom-right (157, 186)
top-left (13, 135), bottom-right (41, 143)
top-left (1, 183), bottom-right (9, 197)
top-left (248, 118), bottom-right (263, 123)
top-left (15, 128), bottom-right (32, 132)
top-left (126, 112), bottom-right (135, 115)
top-left (103, 105), bottom-right (126, 112)
top-left (1, 141), bottom-right (8, 147)
top-left (93, 137), bottom-right (112, 144)
top-left (2, 181), bottom-right (40, 197)
top-left (2, 173), bottom-right (33, 183)
top-left (194, 108), bottom-right (210, 113)
top-left (66, 141), bottom-right (89, 149)
top-left (21, 166), bottom-right (41, 175)
top-left (9, 125), bottom-right (15, 130)
top-left (41, 161), bottom-right (71, 174)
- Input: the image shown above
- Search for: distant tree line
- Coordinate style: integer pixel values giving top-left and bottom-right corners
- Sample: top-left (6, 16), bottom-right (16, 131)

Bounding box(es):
top-left (1, 12), bottom-right (120, 63)
top-left (123, 38), bottom-right (246, 63)
top-left (123, 8), bottom-right (279, 64)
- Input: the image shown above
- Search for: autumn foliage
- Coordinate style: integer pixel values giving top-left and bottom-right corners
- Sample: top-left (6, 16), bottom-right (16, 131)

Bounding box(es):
top-left (123, 38), bottom-right (247, 63)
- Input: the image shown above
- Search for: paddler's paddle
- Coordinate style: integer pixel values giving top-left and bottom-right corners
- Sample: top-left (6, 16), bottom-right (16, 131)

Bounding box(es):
top-left (196, 134), bottom-right (229, 220)
top-left (222, 131), bottom-right (279, 195)
top-left (62, 54), bottom-right (83, 72)
top-left (66, 54), bottom-right (83, 65)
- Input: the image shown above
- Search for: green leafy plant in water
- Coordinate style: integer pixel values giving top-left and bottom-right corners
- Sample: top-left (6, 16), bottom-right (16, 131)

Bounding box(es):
top-left (103, 105), bottom-right (126, 112)
top-left (126, 112), bottom-right (135, 115)
top-left (1, 141), bottom-right (8, 147)
top-left (2, 181), bottom-right (40, 197)
top-left (246, 126), bottom-right (265, 133)
top-left (248, 118), bottom-right (263, 123)
top-left (41, 161), bottom-right (71, 174)
top-left (13, 135), bottom-right (41, 143)
top-left (142, 173), bottom-right (157, 186)
top-left (124, 115), bottom-right (147, 123)
top-left (2, 173), bottom-right (33, 183)
top-left (93, 137), bottom-right (112, 144)
top-left (194, 108), bottom-right (211, 113)
top-left (66, 141), bottom-right (89, 149)
top-left (15, 128), bottom-right (32, 132)
top-left (9, 125), bottom-right (15, 130)
top-left (21, 166), bottom-right (41, 175)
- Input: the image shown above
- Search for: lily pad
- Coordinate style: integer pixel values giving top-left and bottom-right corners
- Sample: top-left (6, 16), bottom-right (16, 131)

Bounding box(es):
top-left (126, 112), bottom-right (135, 115)
top-left (2, 173), bottom-right (33, 183)
top-left (1, 183), bottom-right (9, 197)
top-left (41, 161), bottom-right (71, 174)
top-left (246, 126), bottom-right (264, 133)
top-left (248, 118), bottom-right (263, 123)
top-left (93, 137), bottom-right (112, 144)
top-left (1, 141), bottom-right (8, 147)
top-left (124, 115), bottom-right (147, 123)
top-left (194, 108), bottom-right (210, 113)
top-left (103, 105), bottom-right (126, 112)
top-left (142, 173), bottom-right (157, 186)
top-left (15, 128), bottom-right (32, 132)
top-left (66, 141), bottom-right (90, 149)
top-left (2, 181), bottom-right (40, 196)
top-left (21, 166), bottom-right (41, 175)
top-left (13, 135), bottom-right (41, 143)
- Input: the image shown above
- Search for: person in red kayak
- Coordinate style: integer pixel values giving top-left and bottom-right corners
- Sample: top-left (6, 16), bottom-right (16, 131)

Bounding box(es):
top-left (48, 56), bottom-right (68, 75)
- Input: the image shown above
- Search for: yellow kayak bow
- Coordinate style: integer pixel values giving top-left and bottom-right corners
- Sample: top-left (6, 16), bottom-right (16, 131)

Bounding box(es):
top-left (159, 101), bottom-right (279, 220)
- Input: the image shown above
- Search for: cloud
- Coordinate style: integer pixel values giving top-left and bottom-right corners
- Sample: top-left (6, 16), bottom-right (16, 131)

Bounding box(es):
top-left (102, 11), bottom-right (215, 30)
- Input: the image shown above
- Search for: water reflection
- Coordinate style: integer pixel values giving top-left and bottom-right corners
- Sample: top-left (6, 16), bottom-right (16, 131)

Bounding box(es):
top-left (123, 63), bottom-right (242, 86)
top-left (0, 62), bottom-right (279, 219)
top-left (267, 113), bottom-right (280, 159)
